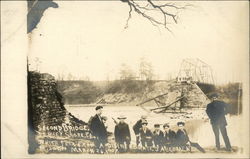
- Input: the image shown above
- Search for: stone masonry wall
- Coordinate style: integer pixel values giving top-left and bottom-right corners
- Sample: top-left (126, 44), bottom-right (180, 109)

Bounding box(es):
top-left (29, 71), bottom-right (67, 128)
top-left (28, 71), bottom-right (93, 154)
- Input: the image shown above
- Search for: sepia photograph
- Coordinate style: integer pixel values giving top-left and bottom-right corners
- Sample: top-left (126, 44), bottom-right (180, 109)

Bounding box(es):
top-left (1, 0), bottom-right (249, 158)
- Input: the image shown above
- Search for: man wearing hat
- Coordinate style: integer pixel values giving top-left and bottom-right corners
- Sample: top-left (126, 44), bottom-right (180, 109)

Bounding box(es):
top-left (152, 124), bottom-right (164, 152)
top-left (162, 123), bottom-right (176, 152)
top-left (133, 115), bottom-right (147, 147)
top-left (176, 122), bottom-right (189, 148)
top-left (88, 106), bottom-right (108, 153)
top-left (206, 93), bottom-right (232, 151)
top-left (114, 115), bottom-right (131, 152)
top-left (176, 122), bottom-right (205, 153)
top-left (139, 120), bottom-right (153, 151)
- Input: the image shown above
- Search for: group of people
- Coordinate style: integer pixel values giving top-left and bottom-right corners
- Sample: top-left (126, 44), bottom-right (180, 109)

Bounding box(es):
top-left (132, 116), bottom-right (205, 153)
top-left (88, 93), bottom-right (232, 153)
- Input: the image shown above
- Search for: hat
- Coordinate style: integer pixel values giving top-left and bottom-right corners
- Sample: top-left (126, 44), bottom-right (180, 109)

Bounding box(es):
top-left (141, 120), bottom-right (148, 125)
top-left (211, 93), bottom-right (219, 98)
top-left (163, 123), bottom-right (170, 128)
top-left (141, 115), bottom-right (147, 119)
top-left (177, 121), bottom-right (185, 126)
top-left (117, 115), bottom-right (126, 119)
top-left (154, 124), bottom-right (160, 128)
top-left (101, 116), bottom-right (107, 121)
top-left (95, 105), bottom-right (103, 110)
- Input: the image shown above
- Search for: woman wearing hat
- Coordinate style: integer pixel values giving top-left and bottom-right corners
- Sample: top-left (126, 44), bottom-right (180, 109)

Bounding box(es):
top-left (114, 115), bottom-right (131, 153)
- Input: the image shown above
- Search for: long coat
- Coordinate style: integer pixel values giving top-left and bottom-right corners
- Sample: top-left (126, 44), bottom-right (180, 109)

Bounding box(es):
top-left (163, 130), bottom-right (176, 145)
top-left (133, 119), bottom-right (144, 135)
top-left (176, 129), bottom-right (189, 145)
top-left (206, 100), bottom-right (229, 126)
top-left (139, 128), bottom-right (153, 146)
top-left (89, 114), bottom-right (107, 142)
top-left (114, 122), bottom-right (131, 144)
top-left (152, 130), bottom-right (164, 146)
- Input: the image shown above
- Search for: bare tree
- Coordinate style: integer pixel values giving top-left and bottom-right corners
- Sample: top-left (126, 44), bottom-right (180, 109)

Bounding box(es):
top-left (67, 73), bottom-right (74, 81)
top-left (79, 75), bottom-right (90, 81)
top-left (139, 57), bottom-right (154, 81)
top-left (119, 63), bottom-right (136, 80)
top-left (121, 0), bottom-right (192, 31)
top-left (27, 1), bottom-right (191, 34)
top-left (57, 73), bottom-right (65, 81)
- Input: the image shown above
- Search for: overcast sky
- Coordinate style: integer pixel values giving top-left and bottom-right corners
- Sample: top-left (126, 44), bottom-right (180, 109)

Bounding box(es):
top-left (28, 1), bottom-right (249, 84)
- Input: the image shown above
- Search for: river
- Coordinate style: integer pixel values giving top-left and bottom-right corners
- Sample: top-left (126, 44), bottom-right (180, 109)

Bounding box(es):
top-left (65, 105), bottom-right (242, 149)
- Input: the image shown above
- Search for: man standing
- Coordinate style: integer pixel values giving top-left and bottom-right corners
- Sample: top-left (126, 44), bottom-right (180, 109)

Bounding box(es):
top-left (206, 93), bottom-right (232, 151)
top-left (89, 106), bottom-right (108, 153)
top-left (114, 115), bottom-right (131, 152)
top-left (133, 115), bottom-right (147, 147)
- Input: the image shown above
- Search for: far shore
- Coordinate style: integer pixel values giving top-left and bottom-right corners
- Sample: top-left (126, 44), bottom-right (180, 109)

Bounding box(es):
top-left (66, 104), bottom-right (207, 110)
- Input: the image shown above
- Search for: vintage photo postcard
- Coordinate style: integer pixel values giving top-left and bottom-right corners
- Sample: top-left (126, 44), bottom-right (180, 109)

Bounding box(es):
top-left (1, 0), bottom-right (249, 158)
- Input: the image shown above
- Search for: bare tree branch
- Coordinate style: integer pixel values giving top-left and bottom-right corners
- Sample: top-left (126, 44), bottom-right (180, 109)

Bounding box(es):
top-left (158, 2), bottom-right (193, 10)
top-left (147, 0), bottom-right (177, 24)
top-left (121, 0), bottom-right (192, 31)
top-left (125, 4), bottom-right (132, 29)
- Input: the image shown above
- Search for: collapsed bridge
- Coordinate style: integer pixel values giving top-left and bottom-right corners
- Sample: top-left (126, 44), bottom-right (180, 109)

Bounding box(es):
top-left (135, 58), bottom-right (216, 113)
top-left (97, 59), bottom-right (215, 112)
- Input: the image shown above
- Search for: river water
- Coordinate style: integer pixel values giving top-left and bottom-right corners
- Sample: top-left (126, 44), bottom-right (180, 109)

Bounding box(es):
top-left (65, 105), bottom-right (242, 149)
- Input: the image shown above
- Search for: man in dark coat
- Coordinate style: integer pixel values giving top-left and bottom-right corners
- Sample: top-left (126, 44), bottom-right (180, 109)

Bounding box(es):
top-left (139, 120), bottom-right (153, 151)
top-left (162, 123), bottom-right (176, 151)
top-left (176, 122), bottom-right (189, 147)
top-left (176, 122), bottom-right (205, 153)
top-left (206, 93), bottom-right (232, 151)
top-left (89, 106), bottom-right (108, 153)
top-left (133, 115), bottom-right (147, 147)
top-left (114, 115), bottom-right (131, 152)
top-left (152, 124), bottom-right (164, 152)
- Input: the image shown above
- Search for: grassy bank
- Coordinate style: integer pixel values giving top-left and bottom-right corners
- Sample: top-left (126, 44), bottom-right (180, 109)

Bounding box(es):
top-left (57, 80), bottom-right (155, 104)
top-left (57, 80), bottom-right (241, 114)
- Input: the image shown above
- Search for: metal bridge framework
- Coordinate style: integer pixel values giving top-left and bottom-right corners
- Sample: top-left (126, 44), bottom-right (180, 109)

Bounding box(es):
top-left (177, 58), bottom-right (214, 84)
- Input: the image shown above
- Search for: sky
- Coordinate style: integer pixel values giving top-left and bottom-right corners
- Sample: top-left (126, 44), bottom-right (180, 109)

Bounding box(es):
top-left (28, 1), bottom-right (249, 84)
